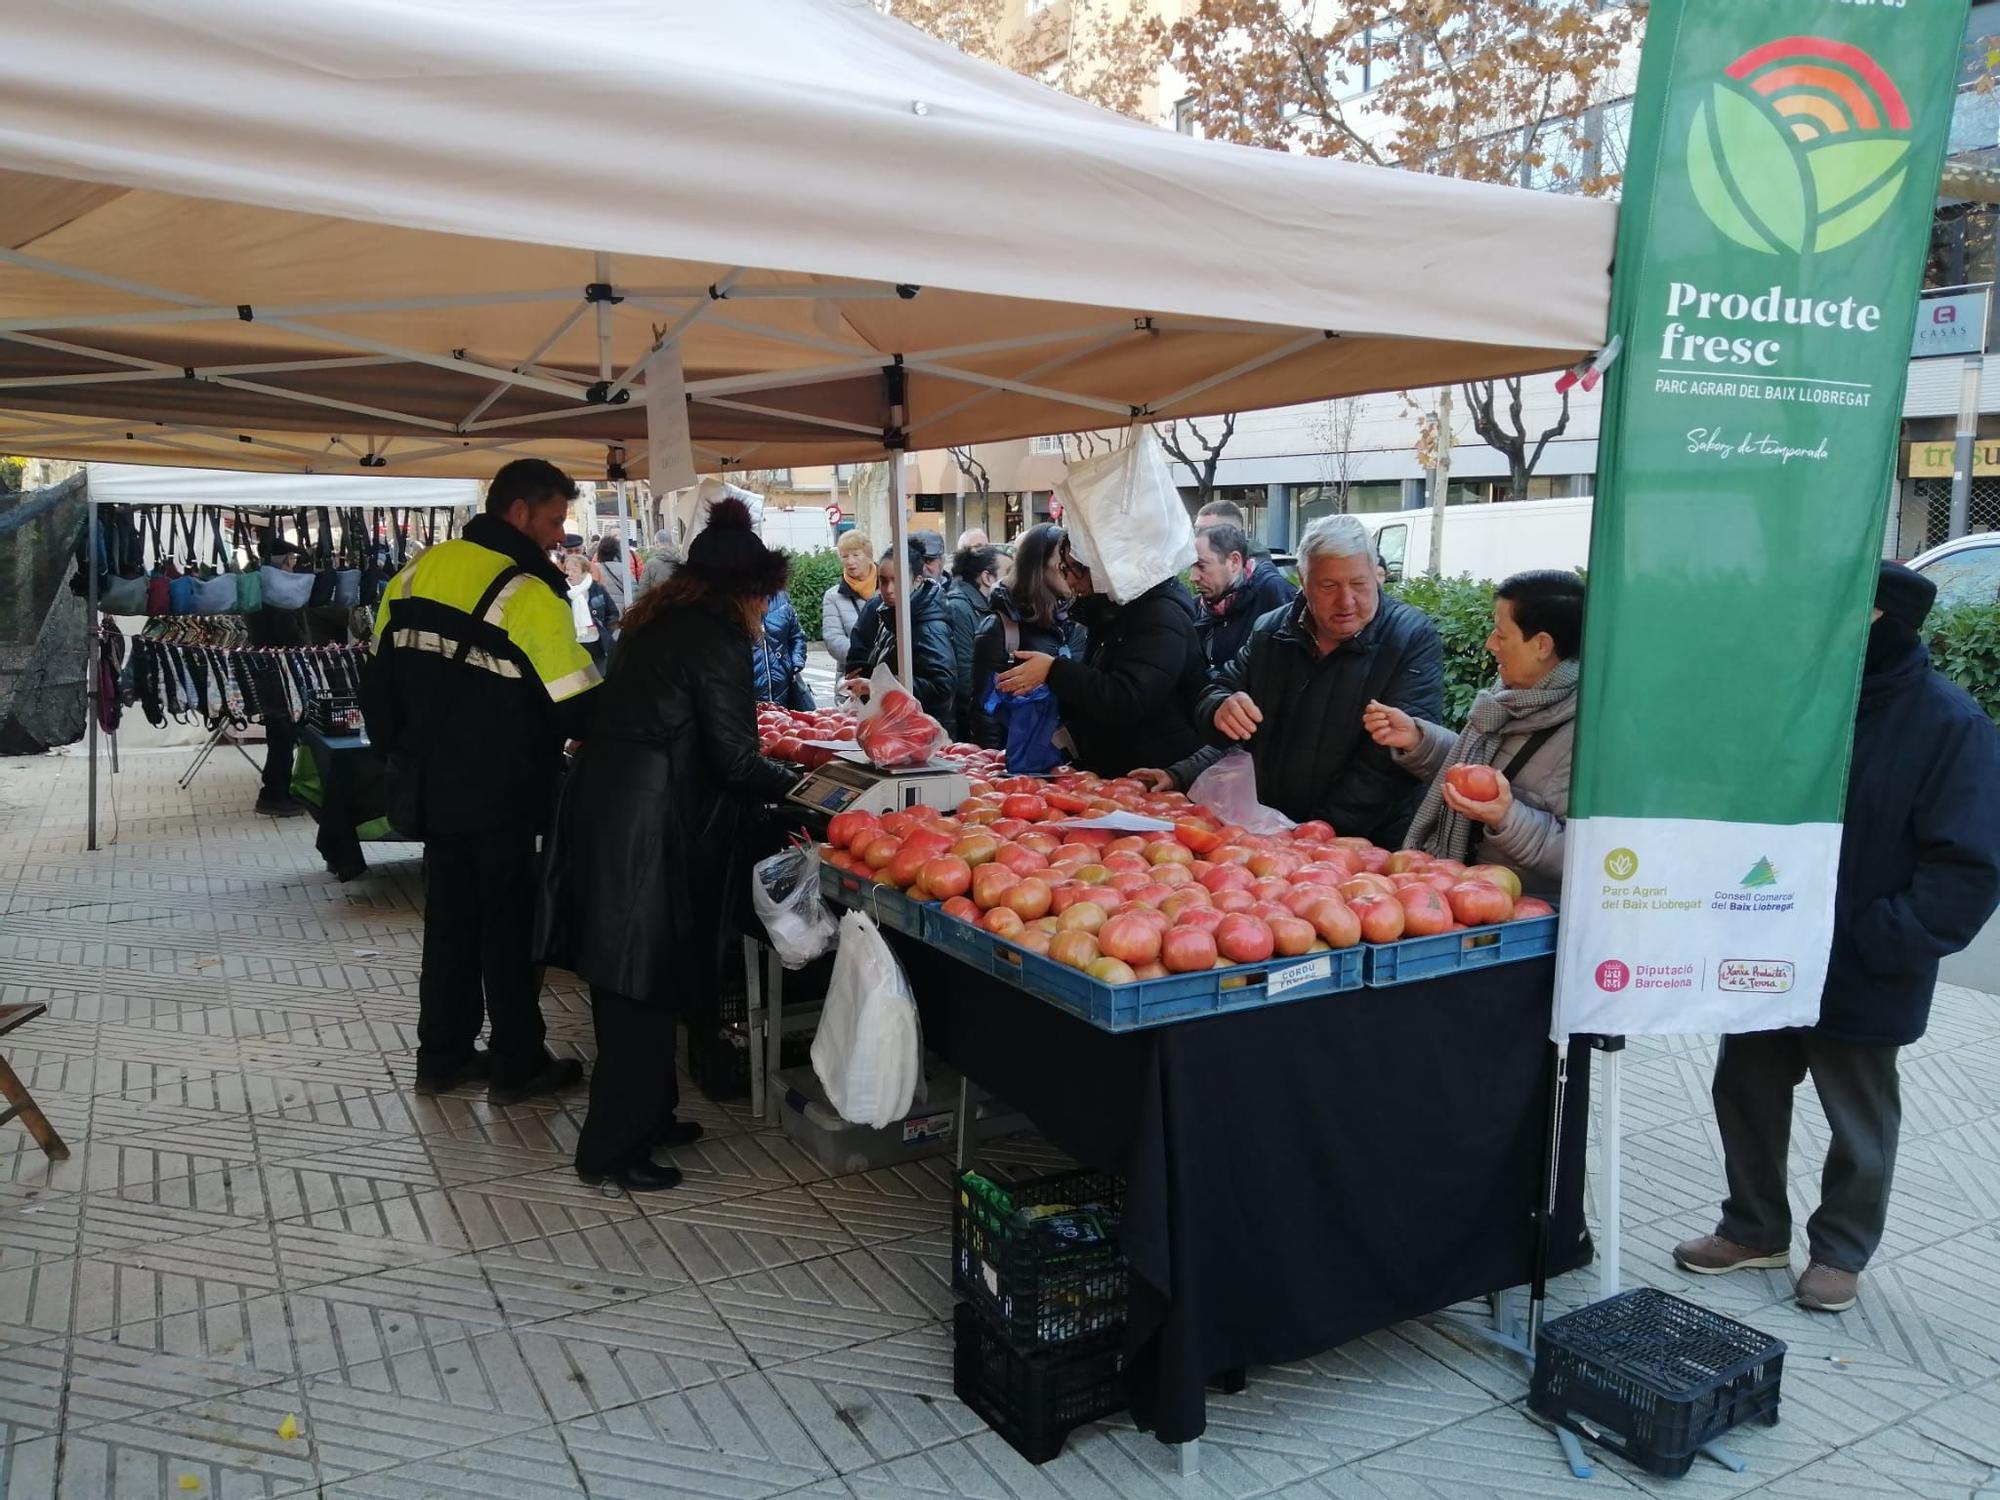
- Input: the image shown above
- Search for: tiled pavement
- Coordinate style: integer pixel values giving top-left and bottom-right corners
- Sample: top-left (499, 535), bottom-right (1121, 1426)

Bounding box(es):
top-left (3, 748), bottom-right (1998, 1500)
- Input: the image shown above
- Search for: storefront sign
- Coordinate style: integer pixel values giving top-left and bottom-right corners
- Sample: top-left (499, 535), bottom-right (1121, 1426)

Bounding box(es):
top-left (1908, 439), bottom-right (2000, 478)
top-left (1558, 0), bottom-right (1967, 1039)
top-left (1912, 290), bottom-right (1988, 359)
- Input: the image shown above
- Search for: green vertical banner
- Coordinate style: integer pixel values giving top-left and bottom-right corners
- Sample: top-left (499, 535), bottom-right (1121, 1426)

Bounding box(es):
top-left (1557, 0), bottom-right (1968, 1039)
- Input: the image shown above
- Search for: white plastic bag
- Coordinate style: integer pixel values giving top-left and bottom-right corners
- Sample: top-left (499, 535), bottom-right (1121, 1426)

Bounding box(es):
top-left (812, 911), bottom-right (922, 1129)
top-left (1189, 749), bottom-right (1296, 834)
top-left (752, 841), bottom-right (839, 970)
top-left (1056, 427), bottom-right (1196, 605)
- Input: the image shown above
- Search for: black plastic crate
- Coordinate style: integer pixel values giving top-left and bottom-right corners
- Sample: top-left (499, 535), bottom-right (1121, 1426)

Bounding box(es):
top-left (953, 1302), bottom-right (1125, 1465)
top-left (1531, 1288), bottom-right (1785, 1478)
top-left (954, 1168), bottom-right (1126, 1347)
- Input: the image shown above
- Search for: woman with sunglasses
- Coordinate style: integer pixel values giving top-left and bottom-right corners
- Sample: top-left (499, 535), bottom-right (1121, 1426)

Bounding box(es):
top-left (993, 531), bottom-right (1207, 777)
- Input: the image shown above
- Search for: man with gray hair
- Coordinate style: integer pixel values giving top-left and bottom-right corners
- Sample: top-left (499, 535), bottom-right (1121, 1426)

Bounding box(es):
top-left (1136, 514), bottom-right (1443, 846)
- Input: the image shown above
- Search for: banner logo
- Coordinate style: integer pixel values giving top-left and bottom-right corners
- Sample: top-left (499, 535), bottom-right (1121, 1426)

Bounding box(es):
top-left (1595, 959), bottom-right (1632, 992)
top-left (1689, 37), bottom-right (1913, 257)
top-left (1603, 848), bottom-right (1640, 880)
top-left (1740, 856), bottom-right (1779, 889)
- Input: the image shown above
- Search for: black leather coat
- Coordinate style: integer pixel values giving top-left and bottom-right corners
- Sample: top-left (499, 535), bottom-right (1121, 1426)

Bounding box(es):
top-left (536, 598), bottom-right (798, 1003)
top-left (1046, 578), bottom-right (1209, 778)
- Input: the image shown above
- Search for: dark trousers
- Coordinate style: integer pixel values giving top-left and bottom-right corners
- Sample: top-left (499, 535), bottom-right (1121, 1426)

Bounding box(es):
top-left (419, 830), bottom-right (548, 1087)
top-left (261, 714), bottom-right (296, 799)
top-left (575, 985), bottom-right (679, 1176)
top-left (1713, 1030), bottom-right (1902, 1273)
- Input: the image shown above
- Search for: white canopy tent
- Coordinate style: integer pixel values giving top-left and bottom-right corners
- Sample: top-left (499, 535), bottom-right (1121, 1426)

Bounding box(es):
top-left (84, 463), bottom-right (479, 511)
top-left (0, 0), bottom-right (1613, 482)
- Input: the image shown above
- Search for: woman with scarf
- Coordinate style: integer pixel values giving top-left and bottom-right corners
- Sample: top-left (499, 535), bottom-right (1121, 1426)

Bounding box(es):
top-left (1363, 570), bottom-right (1584, 897)
top-left (820, 529), bottom-right (876, 665)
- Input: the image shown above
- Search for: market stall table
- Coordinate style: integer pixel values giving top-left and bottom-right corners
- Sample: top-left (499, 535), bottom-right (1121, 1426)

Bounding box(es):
top-left (888, 935), bottom-right (1590, 1446)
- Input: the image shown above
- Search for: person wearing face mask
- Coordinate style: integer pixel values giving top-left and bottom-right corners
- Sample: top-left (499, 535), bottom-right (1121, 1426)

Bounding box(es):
top-left (1189, 521), bottom-right (1298, 673)
top-left (1363, 569), bottom-right (1583, 897)
top-left (1669, 562), bottom-right (2000, 1316)
top-left (1132, 513), bottom-right (1443, 847)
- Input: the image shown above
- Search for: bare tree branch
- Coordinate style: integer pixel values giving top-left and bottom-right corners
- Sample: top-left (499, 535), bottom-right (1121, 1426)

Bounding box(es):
top-left (1153, 414), bottom-right (1238, 503)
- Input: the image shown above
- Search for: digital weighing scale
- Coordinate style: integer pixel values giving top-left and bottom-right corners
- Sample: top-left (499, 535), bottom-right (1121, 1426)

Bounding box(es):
top-left (785, 750), bottom-right (970, 819)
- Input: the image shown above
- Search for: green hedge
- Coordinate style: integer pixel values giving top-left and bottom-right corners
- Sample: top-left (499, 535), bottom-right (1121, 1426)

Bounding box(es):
top-left (1931, 600), bottom-right (2000, 722)
top-left (788, 548), bottom-right (842, 641)
top-left (1386, 576), bottom-right (2000, 726)
top-left (1386, 574), bottom-right (1496, 723)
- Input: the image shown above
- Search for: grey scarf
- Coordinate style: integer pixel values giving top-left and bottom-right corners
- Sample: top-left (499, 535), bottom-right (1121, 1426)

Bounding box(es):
top-left (1403, 659), bottom-right (1580, 864)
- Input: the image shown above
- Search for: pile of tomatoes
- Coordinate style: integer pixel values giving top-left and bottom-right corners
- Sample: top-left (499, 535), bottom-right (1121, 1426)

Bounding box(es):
top-left (819, 771), bottom-right (1553, 986)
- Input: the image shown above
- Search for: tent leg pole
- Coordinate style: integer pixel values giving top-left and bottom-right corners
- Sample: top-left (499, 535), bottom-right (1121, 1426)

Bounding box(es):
top-left (1527, 1039), bottom-right (1569, 1356)
top-left (1599, 1044), bottom-right (1623, 1302)
top-left (86, 497), bottom-right (99, 852)
top-left (888, 451), bottom-right (913, 691)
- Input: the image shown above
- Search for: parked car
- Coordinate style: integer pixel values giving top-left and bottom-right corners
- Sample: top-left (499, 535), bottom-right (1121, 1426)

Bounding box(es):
top-left (1908, 533), bottom-right (2000, 608)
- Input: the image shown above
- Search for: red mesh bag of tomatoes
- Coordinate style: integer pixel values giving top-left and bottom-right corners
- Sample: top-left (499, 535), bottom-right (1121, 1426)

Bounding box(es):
top-left (854, 663), bottom-right (947, 769)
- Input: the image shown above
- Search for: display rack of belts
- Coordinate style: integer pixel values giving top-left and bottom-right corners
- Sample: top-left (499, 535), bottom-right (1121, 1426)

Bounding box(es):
top-left (76, 498), bottom-right (466, 848)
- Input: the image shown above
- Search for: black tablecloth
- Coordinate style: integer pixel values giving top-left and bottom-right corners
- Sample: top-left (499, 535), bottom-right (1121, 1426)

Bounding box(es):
top-left (896, 940), bottom-right (1591, 1444)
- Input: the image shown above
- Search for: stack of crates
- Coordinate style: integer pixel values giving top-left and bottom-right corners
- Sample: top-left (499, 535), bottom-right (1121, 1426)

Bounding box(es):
top-left (951, 1168), bottom-right (1129, 1463)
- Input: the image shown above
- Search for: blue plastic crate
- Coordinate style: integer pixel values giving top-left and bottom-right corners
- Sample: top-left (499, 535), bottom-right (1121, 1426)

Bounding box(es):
top-left (1363, 909), bottom-right (1558, 987)
top-left (818, 863), bottom-right (933, 938)
top-left (924, 908), bottom-right (1362, 1031)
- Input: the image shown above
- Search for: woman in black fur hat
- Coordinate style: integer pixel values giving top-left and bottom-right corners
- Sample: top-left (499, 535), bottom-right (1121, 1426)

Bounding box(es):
top-left (537, 497), bottom-right (801, 1192)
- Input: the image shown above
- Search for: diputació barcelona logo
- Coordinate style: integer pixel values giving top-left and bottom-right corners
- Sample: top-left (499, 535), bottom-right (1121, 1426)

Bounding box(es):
top-left (1688, 37), bottom-right (1913, 257)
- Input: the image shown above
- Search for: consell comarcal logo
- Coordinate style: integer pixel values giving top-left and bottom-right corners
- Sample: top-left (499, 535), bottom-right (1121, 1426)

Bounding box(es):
top-left (1688, 36), bottom-right (1914, 257)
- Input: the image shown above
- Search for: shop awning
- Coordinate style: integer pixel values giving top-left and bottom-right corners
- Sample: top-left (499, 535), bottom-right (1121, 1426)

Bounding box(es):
top-left (0, 0), bottom-right (1616, 479)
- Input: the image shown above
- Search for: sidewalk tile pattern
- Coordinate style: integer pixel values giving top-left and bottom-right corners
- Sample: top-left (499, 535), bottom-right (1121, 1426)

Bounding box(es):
top-left (2, 749), bottom-right (1996, 1499)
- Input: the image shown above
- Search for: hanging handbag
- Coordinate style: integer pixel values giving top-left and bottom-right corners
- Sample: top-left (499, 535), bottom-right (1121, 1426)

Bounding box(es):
top-left (360, 507), bottom-right (391, 605)
top-left (99, 572), bottom-right (149, 615)
top-left (333, 510), bottom-right (362, 608)
top-left (233, 511), bottom-right (263, 612)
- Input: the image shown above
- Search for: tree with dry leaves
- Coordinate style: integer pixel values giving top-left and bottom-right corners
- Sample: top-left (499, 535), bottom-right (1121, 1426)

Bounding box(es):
top-left (886, 0), bottom-right (1166, 120)
top-left (1165, 1), bottom-right (1642, 501)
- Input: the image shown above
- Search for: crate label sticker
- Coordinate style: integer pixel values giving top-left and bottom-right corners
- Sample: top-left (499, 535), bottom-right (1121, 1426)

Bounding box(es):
top-left (1268, 956), bottom-right (1332, 996)
top-left (902, 1111), bottom-right (954, 1144)
top-left (981, 1260), bottom-right (1000, 1298)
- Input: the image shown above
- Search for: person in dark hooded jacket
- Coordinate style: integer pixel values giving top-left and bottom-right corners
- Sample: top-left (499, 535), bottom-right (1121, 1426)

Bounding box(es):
top-left (751, 590), bottom-right (812, 709)
top-left (941, 544), bottom-right (1001, 737)
top-left (993, 531), bottom-right (1206, 777)
top-left (1675, 562), bottom-right (2000, 1314)
top-left (841, 540), bottom-right (956, 724)
top-left (536, 498), bottom-right (799, 1194)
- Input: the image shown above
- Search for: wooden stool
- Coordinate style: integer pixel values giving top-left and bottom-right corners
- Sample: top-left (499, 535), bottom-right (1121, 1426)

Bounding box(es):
top-left (0, 1003), bottom-right (70, 1161)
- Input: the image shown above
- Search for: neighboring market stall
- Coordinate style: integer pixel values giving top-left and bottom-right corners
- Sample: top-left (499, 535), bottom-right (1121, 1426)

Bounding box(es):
top-left (0, 0), bottom-right (1624, 1473)
top-left (75, 463), bottom-right (478, 850)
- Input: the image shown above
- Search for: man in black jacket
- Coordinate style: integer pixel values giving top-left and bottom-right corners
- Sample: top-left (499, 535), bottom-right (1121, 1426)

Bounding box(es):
top-left (841, 539), bottom-right (958, 725)
top-left (1675, 563), bottom-right (2000, 1313)
top-left (1190, 521), bottom-right (1298, 672)
top-left (1137, 514), bottom-right (1443, 846)
top-left (363, 459), bottom-right (602, 1103)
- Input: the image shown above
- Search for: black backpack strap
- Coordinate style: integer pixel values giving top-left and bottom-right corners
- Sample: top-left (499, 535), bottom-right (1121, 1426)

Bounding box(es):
top-left (1500, 724), bottom-right (1563, 783)
top-left (456, 565), bottom-right (528, 664)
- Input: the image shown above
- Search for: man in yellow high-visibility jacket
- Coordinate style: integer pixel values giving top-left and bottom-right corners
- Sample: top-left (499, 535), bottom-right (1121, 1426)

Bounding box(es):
top-left (362, 459), bottom-right (601, 1103)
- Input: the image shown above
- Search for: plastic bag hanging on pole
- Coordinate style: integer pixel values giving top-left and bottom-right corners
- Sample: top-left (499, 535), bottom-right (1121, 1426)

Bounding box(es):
top-left (751, 839), bottom-right (839, 970)
top-left (812, 910), bottom-right (921, 1129)
top-left (1055, 427), bottom-right (1195, 605)
top-left (645, 341), bottom-right (698, 496)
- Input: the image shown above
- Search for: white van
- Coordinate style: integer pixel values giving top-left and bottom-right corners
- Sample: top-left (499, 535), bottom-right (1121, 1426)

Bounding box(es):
top-left (1352, 496), bottom-right (1595, 581)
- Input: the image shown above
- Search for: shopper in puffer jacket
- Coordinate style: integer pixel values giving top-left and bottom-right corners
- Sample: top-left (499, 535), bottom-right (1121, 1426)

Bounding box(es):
top-left (751, 590), bottom-right (812, 709)
top-left (841, 539), bottom-right (956, 724)
top-left (820, 530), bottom-right (875, 665)
top-left (941, 544), bottom-right (1001, 737)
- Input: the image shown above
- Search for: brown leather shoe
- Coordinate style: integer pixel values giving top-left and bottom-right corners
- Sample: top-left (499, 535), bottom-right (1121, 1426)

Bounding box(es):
top-left (1672, 1233), bottom-right (1789, 1275)
top-left (1795, 1261), bottom-right (1858, 1313)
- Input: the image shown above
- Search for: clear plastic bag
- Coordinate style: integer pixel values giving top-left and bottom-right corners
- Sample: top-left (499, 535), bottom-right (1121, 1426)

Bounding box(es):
top-left (1189, 749), bottom-right (1296, 833)
top-left (854, 661), bottom-right (946, 768)
top-left (812, 911), bottom-right (923, 1129)
top-left (751, 840), bottom-right (839, 970)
